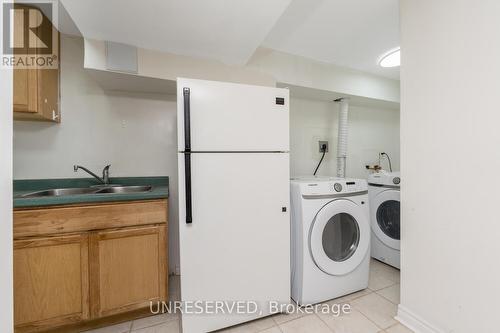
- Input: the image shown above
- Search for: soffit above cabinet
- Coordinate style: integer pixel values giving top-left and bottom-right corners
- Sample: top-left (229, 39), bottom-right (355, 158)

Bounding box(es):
top-left (60, 0), bottom-right (292, 65)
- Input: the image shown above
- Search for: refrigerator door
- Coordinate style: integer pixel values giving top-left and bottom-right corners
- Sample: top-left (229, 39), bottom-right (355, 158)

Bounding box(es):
top-left (177, 152), bottom-right (290, 333)
top-left (177, 78), bottom-right (289, 152)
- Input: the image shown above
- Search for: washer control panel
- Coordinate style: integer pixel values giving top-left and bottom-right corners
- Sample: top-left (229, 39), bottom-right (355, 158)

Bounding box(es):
top-left (300, 178), bottom-right (368, 197)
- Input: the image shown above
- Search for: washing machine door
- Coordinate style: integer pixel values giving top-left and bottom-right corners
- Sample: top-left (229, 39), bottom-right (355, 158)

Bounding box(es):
top-left (309, 199), bottom-right (370, 276)
top-left (371, 189), bottom-right (400, 250)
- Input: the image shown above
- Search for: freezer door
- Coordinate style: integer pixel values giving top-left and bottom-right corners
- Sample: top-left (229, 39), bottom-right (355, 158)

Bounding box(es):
top-left (177, 78), bottom-right (289, 152)
top-left (177, 152), bottom-right (290, 333)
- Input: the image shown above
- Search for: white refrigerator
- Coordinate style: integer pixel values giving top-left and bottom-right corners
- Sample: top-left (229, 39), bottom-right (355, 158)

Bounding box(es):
top-left (177, 78), bottom-right (290, 333)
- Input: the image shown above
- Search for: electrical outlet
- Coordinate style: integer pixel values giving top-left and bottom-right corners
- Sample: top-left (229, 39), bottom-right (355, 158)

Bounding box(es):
top-left (319, 141), bottom-right (329, 152)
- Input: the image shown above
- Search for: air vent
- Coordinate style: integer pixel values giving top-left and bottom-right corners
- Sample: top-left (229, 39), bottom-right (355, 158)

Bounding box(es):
top-left (106, 41), bottom-right (138, 73)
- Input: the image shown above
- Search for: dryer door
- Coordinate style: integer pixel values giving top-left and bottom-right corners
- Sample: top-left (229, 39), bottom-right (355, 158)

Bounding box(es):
top-left (309, 199), bottom-right (370, 276)
top-left (371, 189), bottom-right (400, 250)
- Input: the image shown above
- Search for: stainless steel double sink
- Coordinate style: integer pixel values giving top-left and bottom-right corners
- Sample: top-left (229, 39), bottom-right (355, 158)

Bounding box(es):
top-left (17, 185), bottom-right (153, 198)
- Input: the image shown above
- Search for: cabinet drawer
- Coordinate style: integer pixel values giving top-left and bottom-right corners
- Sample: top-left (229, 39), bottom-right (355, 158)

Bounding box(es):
top-left (14, 199), bottom-right (168, 238)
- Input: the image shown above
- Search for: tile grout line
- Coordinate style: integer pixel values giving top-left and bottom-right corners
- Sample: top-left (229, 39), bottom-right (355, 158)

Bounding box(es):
top-left (386, 322), bottom-right (400, 330)
top-left (356, 306), bottom-right (386, 332)
top-left (384, 322), bottom-right (415, 333)
top-left (256, 320), bottom-right (284, 333)
top-left (351, 293), bottom-right (399, 331)
top-left (313, 312), bottom-right (337, 333)
top-left (369, 280), bottom-right (398, 292)
top-left (374, 290), bottom-right (400, 305)
top-left (271, 306), bottom-right (314, 326)
top-left (347, 288), bottom-right (374, 301)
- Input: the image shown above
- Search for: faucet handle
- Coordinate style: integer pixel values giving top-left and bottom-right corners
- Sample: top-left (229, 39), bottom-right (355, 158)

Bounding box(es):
top-left (102, 165), bottom-right (111, 185)
top-left (102, 165), bottom-right (111, 176)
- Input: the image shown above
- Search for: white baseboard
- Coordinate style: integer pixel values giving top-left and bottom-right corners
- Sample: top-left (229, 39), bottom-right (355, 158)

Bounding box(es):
top-left (395, 304), bottom-right (444, 333)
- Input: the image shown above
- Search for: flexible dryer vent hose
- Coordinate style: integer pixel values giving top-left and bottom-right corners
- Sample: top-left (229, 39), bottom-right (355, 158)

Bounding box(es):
top-left (336, 98), bottom-right (349, 178)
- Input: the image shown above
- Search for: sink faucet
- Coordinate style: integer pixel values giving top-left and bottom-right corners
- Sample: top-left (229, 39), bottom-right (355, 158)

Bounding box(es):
top-left (74, 164), bottom-right (111, 185)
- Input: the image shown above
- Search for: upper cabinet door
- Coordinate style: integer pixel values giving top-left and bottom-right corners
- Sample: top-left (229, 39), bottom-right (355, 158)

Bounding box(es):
top-left (177, 78), bottom-right (289, 152)
top-left (12, 4), bottom-right (60, 122)
top-left (12, 7), bottom-right (38, 114)
top-left (13, 69), bottom-right (38, 113)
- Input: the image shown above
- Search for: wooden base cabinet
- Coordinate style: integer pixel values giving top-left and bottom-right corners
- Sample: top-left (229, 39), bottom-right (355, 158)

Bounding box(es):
top-left (14, 234), bottom-right (90, 332)
top-left (13, 199), bottom-right (168, 333)
top-left (90, 225), bottom-right (168, 318)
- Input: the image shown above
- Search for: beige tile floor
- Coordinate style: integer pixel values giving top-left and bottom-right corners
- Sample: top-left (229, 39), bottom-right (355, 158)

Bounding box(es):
top-left (85, 259), bottom-right (412, 333)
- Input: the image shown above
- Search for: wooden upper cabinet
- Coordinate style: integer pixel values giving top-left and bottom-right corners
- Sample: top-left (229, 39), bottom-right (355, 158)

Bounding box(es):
top-left (90, 225), bottom-right (168, 318)
top-left (12, 4), bottom-right (60, 122)
top-left (14, 234), bottom-right (89, 332)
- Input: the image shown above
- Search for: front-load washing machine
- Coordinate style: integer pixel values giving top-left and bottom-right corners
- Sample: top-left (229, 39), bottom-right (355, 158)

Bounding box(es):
top-left (290, 177), bottom-right (370, 305)
top-left (368, 171), bottom-right (401, 269)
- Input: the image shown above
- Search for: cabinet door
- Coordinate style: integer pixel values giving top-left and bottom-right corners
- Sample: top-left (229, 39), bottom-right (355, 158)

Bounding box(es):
top-left (13, 69), bottom-right (38, 113)
top-left (14, 234), bottom-right (90, 331)
top-left (90, 225), bottom-right (167, 318)
top-left (12, 4), bottom-right (60, 122)
top-left (12, 7), bottom-right (38, 114)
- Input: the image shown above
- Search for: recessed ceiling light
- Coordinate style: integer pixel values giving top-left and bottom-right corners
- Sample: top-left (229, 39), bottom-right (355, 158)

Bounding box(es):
top-left (379, 48), bottom-right (400, 68)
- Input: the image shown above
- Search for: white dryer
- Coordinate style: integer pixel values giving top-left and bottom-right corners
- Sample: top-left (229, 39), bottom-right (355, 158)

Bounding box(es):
top-left (368, 171), bottom-right (401, 269)
top-left (290, 177), bottom-right (370, 305)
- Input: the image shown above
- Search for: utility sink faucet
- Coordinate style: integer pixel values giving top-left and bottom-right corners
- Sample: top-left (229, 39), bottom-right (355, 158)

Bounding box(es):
top-left (74, 164), bottom-right (111, 185)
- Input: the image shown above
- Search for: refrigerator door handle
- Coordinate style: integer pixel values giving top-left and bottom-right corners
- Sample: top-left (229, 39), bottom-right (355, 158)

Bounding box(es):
top-left (183, 87), bottom-right (192, 224)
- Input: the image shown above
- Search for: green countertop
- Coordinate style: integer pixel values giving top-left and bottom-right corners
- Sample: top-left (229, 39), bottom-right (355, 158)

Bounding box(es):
top-left (14, 177), bottom-right (169, 208)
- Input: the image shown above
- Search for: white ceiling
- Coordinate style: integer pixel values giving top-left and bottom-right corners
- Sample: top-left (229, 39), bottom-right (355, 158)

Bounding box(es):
top-left (60, 0), bottom-right (291, 65)
top-left (61, 0), bottom-right (399, 79)
top-left (262, 0), bottom-right (400, 79)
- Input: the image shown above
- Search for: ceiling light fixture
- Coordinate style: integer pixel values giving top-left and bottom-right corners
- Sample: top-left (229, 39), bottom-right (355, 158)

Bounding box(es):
top-left (379, 48), bottom-right (400, 68)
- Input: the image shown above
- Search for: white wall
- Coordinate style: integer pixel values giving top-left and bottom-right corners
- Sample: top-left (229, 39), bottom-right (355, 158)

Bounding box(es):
top-left (13, 36), bottom-right (181, 274)
top-left (290, 97), bottom-right (399, 179)
top-left (0, 59), bottom-right (14, 333)
top-left (399, 1), bottom-right (500, 332)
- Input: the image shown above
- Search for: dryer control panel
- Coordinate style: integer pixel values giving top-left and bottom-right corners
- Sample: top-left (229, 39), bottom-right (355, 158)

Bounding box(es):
top-left (368, 171), bottom-right (401, 187)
